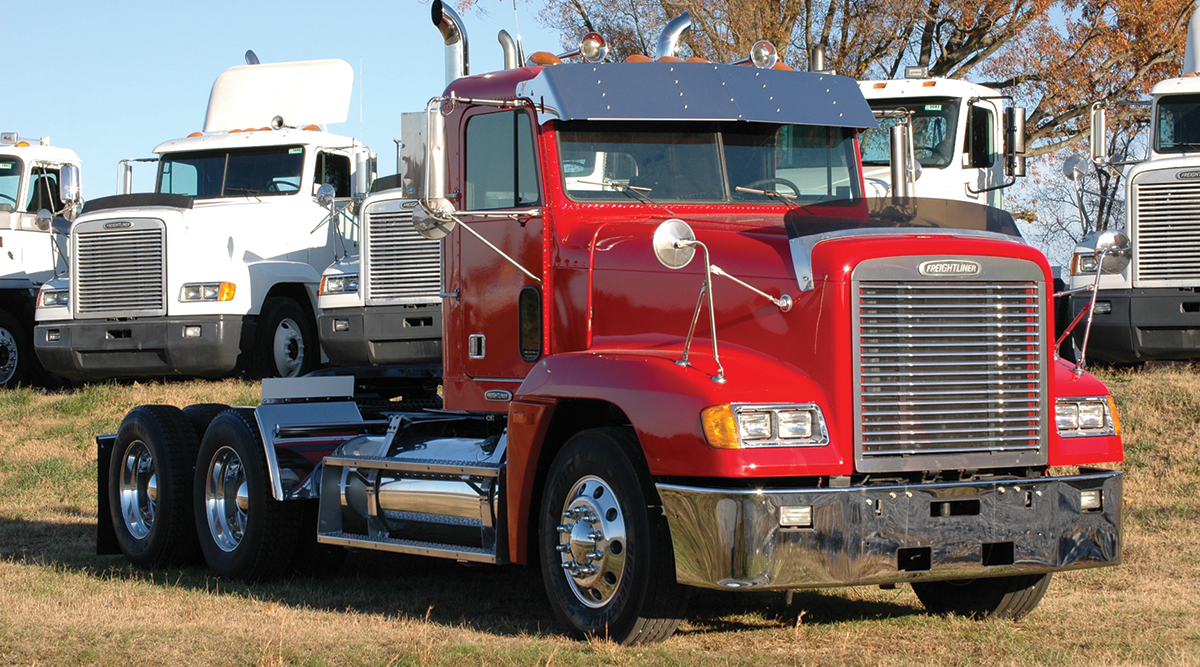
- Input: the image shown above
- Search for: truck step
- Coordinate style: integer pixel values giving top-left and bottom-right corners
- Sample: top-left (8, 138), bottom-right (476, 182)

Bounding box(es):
top-left (323, 454), bottom-right (500, 478)
top-left (318, 531), bottom-right (496, 563)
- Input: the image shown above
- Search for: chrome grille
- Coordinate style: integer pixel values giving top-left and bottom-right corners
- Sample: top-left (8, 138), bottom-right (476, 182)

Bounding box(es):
top-left (855, 281), bottom-right (1043, 471)
top-left (74, 225), bottom-right (165, 316)
top-left (365, 208), bottom-right (442, 304)
top-left (1134, 180), bottom-right (1200, 285)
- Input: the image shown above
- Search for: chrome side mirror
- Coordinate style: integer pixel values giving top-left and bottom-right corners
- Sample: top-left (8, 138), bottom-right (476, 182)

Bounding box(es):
top-left (1062, 154), bottom-right (1092, 182)
top-left (1095, 230), bottom-right (1131, 274)
top-left (316, 183), bottom-right (336, 208)
top-left (59, 163), bottom-right (81, 221)
top-left (652, 219), bottom-right (697, 269)
top-left (413, 197), bottom-right (458, 240)
top-left (35, 209), bottom-right (53, 231)
top-left (1090, 104), bottom-right (1107, 161)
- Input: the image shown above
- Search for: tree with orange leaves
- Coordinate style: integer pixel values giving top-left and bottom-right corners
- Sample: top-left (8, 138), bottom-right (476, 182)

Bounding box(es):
top-left (524, 0), bottom-right (1192, 157)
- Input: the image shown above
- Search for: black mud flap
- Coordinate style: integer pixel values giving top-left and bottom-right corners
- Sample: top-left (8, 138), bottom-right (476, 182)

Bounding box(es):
top-left (96, 434), bottom-right (120, 555)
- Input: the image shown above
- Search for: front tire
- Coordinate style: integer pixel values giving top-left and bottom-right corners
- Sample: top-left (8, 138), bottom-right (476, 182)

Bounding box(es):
top-left (539, 428), bottom-right (688, 645)
top-left (194, 408), bottom-right (303, 580)
top-left (912, 573), bottom-right (1052, 620)
top-left (254, 297), bottom-right (317, 378)
top-left (0, 309), bottom-right (30, 388)
top-left (108, 405), bottom-right (201, 567)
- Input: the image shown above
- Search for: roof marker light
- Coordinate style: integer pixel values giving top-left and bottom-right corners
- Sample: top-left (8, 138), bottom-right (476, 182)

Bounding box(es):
top-left (528, 51), bottom-right (563, 66)
top-left (187, 132), bottom-right (204, 138)
top-left (302, 124), bottom-right (320, 131)
top-left (625, 54), bottom-right (653, 63)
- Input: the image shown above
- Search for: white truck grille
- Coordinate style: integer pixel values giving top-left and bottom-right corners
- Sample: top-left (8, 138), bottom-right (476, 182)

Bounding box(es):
top-left (855, 280), bottom-right (1044, 472)
top-left (365, 206), bottom-right (442, 304)
top-left (74, 224), bottom-right (166, 316)
top-left (1134, 180), bottom-right (1200, 285)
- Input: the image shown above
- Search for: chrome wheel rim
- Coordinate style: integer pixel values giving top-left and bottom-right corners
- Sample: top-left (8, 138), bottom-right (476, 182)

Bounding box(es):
top-left (272, 317), bottom-right (305, 377)
top-left (556, 475), bottom-right (628, 608)
top-left (0, 327), bottom-right (18, 385)
top-left (118, 440), bottom-right (157, 539)
top-left (204, 446), bottom-right (249, 552)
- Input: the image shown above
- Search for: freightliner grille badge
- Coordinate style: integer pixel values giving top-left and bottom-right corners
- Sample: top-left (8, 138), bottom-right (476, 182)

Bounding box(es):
top-left (484, 389), bottom-right (513, 402)
top-left (103, 221), bottom-right (133, 229)
top-left (918, 260), bottom-right (981, 277)
top-left (1177, 170), bottom-right (1200, 180)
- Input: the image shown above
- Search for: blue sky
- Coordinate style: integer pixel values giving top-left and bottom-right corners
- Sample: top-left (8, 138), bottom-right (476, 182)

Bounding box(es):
top-left (1, 0), bottom-right (561, 198)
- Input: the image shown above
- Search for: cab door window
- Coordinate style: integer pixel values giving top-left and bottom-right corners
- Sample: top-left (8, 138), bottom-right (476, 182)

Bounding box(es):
top-left (966, 106), bottom-right (995, 168)
top-left (314, 152), bottom-right (352, 197)
top-left (465, 110), bottom-right (539, 210)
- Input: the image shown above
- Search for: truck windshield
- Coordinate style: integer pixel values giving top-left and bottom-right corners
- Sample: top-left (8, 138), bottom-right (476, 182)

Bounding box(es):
top-left (1155, 94), bottom-right (1200, 152)
top-left (157, 146), bottom-right (305, 198)
top-left (559, 121), bottom-right (861, 203)
top-left (860, 99), bottom-right (959, 168)
top-left (0, 157), bottom-right (22, 212)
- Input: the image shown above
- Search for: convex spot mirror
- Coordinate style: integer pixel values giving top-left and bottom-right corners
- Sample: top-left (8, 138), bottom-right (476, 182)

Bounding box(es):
top-left (1062, 154), bottom-right (1093, 182)
top-left (653, 218), bottom-right (697, 269)
top-left (413, 197), bottom-right (458, 240)
top-left (34, 209), bottom-right (53, 231)
top-left (1095, 230), bottom-right (1131, 275)
top-left (316, 183), bottom-right (336, 208)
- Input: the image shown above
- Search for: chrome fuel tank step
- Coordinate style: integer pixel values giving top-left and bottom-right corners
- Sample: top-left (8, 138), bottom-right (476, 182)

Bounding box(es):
top-left (316, 413), bottom-right (507, 563)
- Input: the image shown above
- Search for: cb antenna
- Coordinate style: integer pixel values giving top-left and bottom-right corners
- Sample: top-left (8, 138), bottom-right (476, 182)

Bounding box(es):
top-left (511, 0), bottom-right (525, 65)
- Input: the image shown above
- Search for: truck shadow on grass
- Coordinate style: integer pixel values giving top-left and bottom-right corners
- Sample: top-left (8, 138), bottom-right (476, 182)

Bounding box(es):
top-left (0, 515), bottom-right (920, 638)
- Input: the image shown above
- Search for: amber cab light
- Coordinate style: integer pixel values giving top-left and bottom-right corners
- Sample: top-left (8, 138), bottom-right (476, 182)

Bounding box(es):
top-left (701, 404), bottom-right (741, 449)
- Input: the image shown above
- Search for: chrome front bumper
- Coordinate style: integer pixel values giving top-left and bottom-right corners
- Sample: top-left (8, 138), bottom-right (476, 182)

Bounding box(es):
top-left (657, 470), bottom-right (1121, 591)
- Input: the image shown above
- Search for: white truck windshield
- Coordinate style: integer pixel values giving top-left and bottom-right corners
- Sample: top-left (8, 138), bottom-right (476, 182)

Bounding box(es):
top-left (1155, 94), bottom-right (1200, 152)
top-left (157, 146), bottom-right (305, 198)
top-left (0, 158), bottom-right (22, 212)
top-left (559, 122), bottom-right (861, 203)
top-left (861, 99), bottom-right (959, 168)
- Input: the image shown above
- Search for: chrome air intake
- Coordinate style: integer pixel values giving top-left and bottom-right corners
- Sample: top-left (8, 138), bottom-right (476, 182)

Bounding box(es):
top-left (852, 256), bottom-right (1048, 473)
top-left (73, 218), bottom-right (166, 318)
top-left (363, 198), bottom-right (443, 305)
top-left (1131, 170), bottom-right (1200, 286)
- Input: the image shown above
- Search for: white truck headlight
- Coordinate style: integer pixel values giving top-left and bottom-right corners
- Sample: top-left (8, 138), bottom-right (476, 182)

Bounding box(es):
top-left (180, 282), bottom-right (236, 302)
top-left (1056, 396), bottom-right (1119, 437)
top-left (39, 290), bottom-right (69, 308)
top-left (319, 274), bottom-right (359, 295)
top-left (1071, 252), bottom-right (1099, 276)
top-left (702, 403), bottom-right (829, 448)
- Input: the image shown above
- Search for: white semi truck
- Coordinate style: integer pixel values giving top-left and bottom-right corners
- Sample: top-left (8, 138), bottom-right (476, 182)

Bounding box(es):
top-left (1066, 7), bottom-right (1200, 365)
top-left (35, 59), bottom-right (375, 380)
top-left (0, 133), bottom-right (81, 387)
top-left (858, 71), bottom-right (1026, 206)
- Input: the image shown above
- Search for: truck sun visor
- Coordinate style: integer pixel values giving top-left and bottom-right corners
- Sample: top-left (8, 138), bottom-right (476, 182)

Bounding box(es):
top-left (515, 62), bottom-right (877, 129)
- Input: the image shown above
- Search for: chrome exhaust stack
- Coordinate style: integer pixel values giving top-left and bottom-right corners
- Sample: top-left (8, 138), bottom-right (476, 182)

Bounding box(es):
top-left (655, 11), bottom-right (691, 60)
top-left (432, 0), bottom-right (470, 86)
top-left (498, 30), bottom-right (521, 70)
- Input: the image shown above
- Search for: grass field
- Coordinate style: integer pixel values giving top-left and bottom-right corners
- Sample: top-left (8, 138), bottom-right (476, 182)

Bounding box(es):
top-left (1, 369), bottom-right (1198, 666)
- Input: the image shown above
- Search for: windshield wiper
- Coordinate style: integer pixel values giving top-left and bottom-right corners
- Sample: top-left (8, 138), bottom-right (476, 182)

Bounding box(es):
top-left (579, 179), bottom-right (676, 216)
top-left (1161, 142), bottom-right (1200, 149)
top-left (225, 187), bottom-right (261, 197)
top-left (734, 185), bottom-right (799, 208)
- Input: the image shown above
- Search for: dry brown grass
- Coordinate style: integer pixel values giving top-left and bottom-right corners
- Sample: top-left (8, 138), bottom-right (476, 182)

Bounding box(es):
top-left (1, 371), bottom-right (1198, 666)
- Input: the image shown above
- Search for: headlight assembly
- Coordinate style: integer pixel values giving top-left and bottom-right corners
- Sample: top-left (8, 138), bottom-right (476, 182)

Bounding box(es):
top-left (319, 274), bottom-right (359, 295)
top-left (180, 282), bottom-right (236, 302)
top-left (39, 290), bottom-right (69, 308)
top-left (1055, 396), bottom-right (1119, 437)
top-left (701, 403), bottom-right (829, 449)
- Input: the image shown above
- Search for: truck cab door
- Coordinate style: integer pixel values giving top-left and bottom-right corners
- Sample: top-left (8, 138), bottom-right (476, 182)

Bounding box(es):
top-left (965, 103), bottom-right (1001, 206)
top-left (302, 150), bottom-right (355, 267)
top-left (450, 108), bottom-right (543, 386)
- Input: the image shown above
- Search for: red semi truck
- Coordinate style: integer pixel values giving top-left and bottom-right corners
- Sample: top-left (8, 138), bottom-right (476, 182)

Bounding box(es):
top-left (97, 4), bottom-right (1125, 645)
